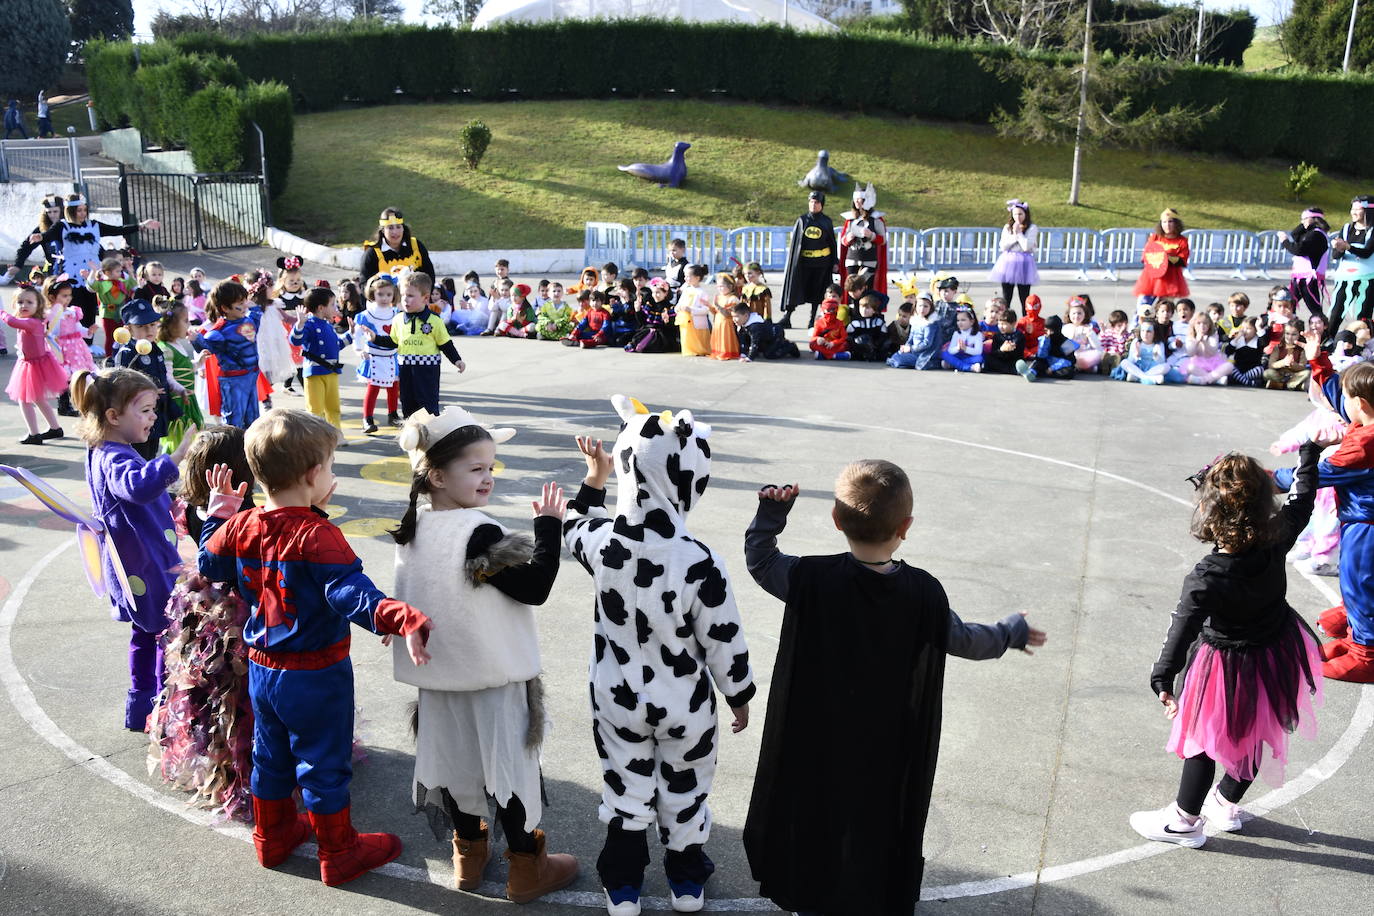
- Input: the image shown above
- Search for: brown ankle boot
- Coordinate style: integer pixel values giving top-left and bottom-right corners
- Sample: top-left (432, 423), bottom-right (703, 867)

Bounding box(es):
top-left (504, 829), bottom-right (578, 904)
top-left (453, 824), bottom-right (491, 891)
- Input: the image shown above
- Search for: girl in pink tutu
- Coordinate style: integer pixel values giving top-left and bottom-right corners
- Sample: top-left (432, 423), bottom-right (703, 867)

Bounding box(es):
top-left (1132, 444), bottom-right (1326, 848)
top-left (45, 275), bottom-right (94, 417)
top-left (2, 285), bottom-right (68, 444)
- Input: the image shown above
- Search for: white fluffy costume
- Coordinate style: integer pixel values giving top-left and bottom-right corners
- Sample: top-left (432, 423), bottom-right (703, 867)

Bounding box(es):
top-left (563, 395), bottom-right (756, 884)
top-left (391, 409), bottom-right (555, 839)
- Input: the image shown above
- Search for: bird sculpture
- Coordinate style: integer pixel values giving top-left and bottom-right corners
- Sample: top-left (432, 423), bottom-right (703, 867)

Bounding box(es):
top-left (797, 149), bottom-right (850, 192)
top-left (618, 141), bottom-right (691, 189)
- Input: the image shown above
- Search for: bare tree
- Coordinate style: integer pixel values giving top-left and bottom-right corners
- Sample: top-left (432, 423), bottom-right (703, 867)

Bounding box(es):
top-left (1139, 7), bottom-right (1226, 63)
top-left (936, 0), bottom-right (1081, 49)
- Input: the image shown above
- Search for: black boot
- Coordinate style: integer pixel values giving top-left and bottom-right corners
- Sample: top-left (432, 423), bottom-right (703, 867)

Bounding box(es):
top-left (57, 391), bottom-right (79, 417)
top-left (776, 310), bottom-right (793, 330)
top-left (363, 416), bottom-right (378, 435)
top-left (388, 411), bottom-right (402, 428)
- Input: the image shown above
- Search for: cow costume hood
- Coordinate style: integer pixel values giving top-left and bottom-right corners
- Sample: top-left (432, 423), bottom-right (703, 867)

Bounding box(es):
top-left (610, 394), bottom-right (712, 531)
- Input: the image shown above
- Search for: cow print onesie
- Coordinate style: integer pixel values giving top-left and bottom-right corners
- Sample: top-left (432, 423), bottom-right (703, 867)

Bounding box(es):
top-left (564, 395), bottom-right (755, 889)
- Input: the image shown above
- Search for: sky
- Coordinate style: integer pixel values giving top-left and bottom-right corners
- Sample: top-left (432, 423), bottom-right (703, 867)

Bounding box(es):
top-left (131, 0), bottom-right (1289, 40)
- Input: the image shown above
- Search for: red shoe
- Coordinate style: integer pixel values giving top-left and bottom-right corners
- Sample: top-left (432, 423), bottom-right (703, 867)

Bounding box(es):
top-left (1321, 637), bottom-right (1351, 662)
top-left (308, 805), bottom-right (402, 886)
top-left (1318, 605), bottom-right (1349, 639)
top-left (1322, 640), bottom-right (1374, 683)
top-left (252, 795), bottom-right (312, 868)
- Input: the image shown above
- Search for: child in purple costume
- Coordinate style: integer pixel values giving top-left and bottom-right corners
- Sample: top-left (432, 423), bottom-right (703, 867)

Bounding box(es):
top-left (74, 367), bottom-right (198, 729)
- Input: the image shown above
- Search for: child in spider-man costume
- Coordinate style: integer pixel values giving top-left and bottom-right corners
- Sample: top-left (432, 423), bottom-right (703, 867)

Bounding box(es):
top-left (1275, 341), bottom-right (1374, 682)
top-left (199, 409), bottom-right (433, 885)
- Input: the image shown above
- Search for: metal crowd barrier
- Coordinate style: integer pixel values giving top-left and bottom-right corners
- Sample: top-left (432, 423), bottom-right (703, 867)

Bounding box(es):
top-left (584, 222), bottom-right (1297, 282)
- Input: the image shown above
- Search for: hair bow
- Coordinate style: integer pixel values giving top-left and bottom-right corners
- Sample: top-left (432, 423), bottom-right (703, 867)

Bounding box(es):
top-left (1006, 199), bottom-right (1028, 211)
top-left (282, 256), bottom-right (302, 271)
top-left (14, 280), bottom-right (33, 290)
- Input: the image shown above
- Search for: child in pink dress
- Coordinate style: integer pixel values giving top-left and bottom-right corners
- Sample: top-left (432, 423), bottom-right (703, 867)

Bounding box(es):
top-left (2, 285), bottom-right (68, 444)
top-left (45, 276), bottom-right (94, 417)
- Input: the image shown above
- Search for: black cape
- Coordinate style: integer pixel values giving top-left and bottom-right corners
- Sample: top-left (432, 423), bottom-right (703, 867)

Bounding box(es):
top-left (743, 551), bottom-right (950, 915)
top-left (780, 212), bottom-right (836, 312)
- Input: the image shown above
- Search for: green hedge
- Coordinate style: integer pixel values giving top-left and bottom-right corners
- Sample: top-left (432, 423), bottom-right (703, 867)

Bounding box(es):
top-left (97, 22), bottom-right (1374, 181)
top-left (86, 39), bottom-right (294, 196)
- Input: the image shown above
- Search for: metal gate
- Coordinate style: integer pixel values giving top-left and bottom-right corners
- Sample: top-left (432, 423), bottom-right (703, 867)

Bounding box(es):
top-left (118, 171), bottom-right (267, 253)
top-left (0, 138), bottom-right (79, 182)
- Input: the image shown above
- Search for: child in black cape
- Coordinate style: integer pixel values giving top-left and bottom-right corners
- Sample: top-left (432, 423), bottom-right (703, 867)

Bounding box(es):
top-left (742, 461), bottom-right (1046, 916)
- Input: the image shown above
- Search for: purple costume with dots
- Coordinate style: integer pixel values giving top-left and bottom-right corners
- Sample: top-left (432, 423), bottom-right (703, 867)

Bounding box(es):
top-left (85, 442), bottom-right (182, 729)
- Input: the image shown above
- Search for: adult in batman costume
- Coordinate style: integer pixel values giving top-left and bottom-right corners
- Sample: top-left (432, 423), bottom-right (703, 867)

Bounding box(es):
top-left (780, 191), bottom-right (837, 329)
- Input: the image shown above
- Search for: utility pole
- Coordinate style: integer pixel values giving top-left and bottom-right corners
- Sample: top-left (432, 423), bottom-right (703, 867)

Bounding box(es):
top-left (1194, 1), bottom-right (1204, 64)
top-left (1344, 0), bottom-right (1362, 73)
top-left (1069, 0), bottom-right (1092, 206)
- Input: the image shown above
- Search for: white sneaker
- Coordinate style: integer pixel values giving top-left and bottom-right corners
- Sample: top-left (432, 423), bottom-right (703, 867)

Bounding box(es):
top-left (603, 886), bottom-right (641, 916)
top-left (1200, 787), bottom-right (1246, 832)
top-left (1299, 557), bottom-right (1339, 577)
top-left (1129, 802), bottom-right (1207, 848)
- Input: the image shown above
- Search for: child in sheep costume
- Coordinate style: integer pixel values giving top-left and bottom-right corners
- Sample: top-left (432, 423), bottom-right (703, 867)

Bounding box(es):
top-left (564, 395), bottom-right (756, 915)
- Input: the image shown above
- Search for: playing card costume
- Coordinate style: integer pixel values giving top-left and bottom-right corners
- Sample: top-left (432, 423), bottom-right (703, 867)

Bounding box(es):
top-left (563, 396), bottom-right (755, 902)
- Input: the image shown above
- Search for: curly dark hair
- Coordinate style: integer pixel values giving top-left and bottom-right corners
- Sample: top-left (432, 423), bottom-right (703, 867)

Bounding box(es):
top-left (1190, 453), bottom-right (1278, 553)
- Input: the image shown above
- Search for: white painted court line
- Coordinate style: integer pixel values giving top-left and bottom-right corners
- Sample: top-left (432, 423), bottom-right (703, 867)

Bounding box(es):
top-left (2, 417), bottom-right (1367, 911)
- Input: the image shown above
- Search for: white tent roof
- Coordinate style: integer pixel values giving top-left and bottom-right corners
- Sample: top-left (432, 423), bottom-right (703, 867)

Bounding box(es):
top-left (473, 0), bottom-right (837, 33)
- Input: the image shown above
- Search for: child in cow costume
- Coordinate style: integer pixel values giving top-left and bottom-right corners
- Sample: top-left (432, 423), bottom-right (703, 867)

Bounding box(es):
top-left (564, 396), bottom-right (755, 916)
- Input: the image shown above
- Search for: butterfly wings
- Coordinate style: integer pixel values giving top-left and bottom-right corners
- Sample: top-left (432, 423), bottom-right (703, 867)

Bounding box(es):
top-left (0, 463), bottom-right (134, 604)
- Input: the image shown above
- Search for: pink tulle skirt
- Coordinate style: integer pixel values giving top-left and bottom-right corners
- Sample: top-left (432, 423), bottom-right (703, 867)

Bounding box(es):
top-left (1167, 616), bottom-right (1323, 787)
top-left (5, 352), bottom-right (69, 403)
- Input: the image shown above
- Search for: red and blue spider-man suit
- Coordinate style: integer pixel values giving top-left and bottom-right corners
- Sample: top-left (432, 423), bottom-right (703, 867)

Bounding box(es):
top-left (1275, 351), bottom-right (1374, 682)
top-left (200, 503), bottom-right (430, 884)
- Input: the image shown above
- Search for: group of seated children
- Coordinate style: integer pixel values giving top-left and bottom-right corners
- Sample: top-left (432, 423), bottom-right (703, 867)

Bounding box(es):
top-left (431, 245), bottom-right (802, 362)
top-left (876, 280), bottom-right (1338, 388)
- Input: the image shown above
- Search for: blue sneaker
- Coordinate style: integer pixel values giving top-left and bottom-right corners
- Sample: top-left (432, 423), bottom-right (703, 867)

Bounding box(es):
top-left (668, 877), bottom-right (705, 912)
top-left (604, 885), bottom-right (641, 916)
top-left (833, 351), bottom-right (851, 361)
top-left (1015, 359), bottom-right (1037, 382)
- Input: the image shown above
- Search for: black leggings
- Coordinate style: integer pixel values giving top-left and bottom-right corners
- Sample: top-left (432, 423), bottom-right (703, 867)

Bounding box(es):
top-left (1291, 278), bottom-right (1325, 318)
top-left (445, 793), bottom-right (536, 854)
top-left (1001, 282), bottom-right (1031, 309)
top-left (1176, 753), bottom-right (1253, 816)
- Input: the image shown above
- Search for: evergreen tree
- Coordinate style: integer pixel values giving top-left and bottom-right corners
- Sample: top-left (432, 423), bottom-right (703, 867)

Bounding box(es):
top-left (68, 0), bottom-right (134, 47)
top-left (987, 1), bottom-right (1220, 205)
top-left (1286, 0), bottom-right (1374, 71)
top-left (1, 0), bottom-right (70, 98)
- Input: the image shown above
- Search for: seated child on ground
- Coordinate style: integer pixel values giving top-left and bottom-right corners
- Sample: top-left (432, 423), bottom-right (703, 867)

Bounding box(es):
top-left (846, 294), bottom-right (887, 362)
top-left (1016, 314), bottom-right (1077, 382)
top-left (985, 312), bottom-right (1024, 374)
top-left (809, 293), bottom-right (850, 361)
top-left (564, 291), bottom-right (611, 349)
top-left (1264, 319), bottom-right (1310, 390)
top-left (941, 307), bottom-right (984, 372)
top-left (885, 301), bottom-right (915, 360)
top-left (1118, 318), bottom-right (1170, 385)
top-left (1226, 316), bottom-right (1265, 387)
top-left (1098, 310), bottom-right (1130, 375)
top-left (733, 304), bottom-right (798, 361)
top-left (887, 296), bottom-right (941, 370)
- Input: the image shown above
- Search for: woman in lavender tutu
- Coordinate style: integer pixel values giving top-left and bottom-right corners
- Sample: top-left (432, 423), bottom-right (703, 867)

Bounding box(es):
top-left (989, 199), bottom-right (1040, 309)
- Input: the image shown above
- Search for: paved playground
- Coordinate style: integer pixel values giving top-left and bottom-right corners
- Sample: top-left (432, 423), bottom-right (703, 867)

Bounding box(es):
top-left (1, 255), bottom-right (1371, 916)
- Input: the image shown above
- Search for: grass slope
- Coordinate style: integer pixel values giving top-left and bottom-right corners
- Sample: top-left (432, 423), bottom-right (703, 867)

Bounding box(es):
top-left (274, 99), bottom-right (1362, 250)
top-left (1244, 25), bottom-right (1291, 72)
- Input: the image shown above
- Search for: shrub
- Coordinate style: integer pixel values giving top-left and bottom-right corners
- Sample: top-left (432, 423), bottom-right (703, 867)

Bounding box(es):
top-left (242, 81), bottom-right (294, 196)
top-left (1288, 162), bottom-right (1321, 199)
top-left (184, 84), bottom-right (245, 173)
top-left (460, 119), bottom-right (492, 170)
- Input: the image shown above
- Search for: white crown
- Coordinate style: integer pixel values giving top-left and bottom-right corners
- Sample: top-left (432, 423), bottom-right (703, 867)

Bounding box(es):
top-left (398, 407), bottom-right (516, 469)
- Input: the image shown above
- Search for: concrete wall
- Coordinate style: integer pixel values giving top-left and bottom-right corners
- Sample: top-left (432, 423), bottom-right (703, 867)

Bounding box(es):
top-left (0, 182), bottom-right (77, 271)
